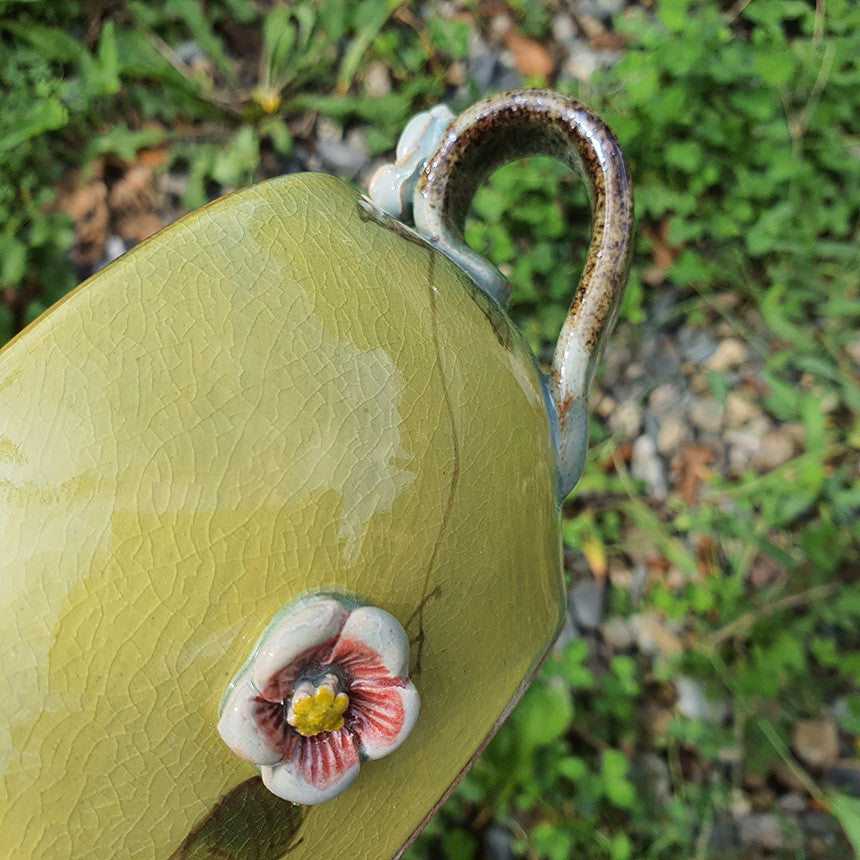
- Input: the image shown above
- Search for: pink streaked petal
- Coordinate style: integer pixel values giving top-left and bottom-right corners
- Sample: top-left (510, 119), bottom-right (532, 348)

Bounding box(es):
top-left (261, 728), bottom-right (361, 805)
top-left (252, 598), bottom-right (347, 697)
top-left (347, 679), bottom-right (420, 760)
top-left (251, 697), bottom-right (299, 760)
top-left (257, 640), bottom-right (336, 703)
top-left (328, 606), bottom-right (411, 679)
top-left (217, 675), bottom-right (283, 766)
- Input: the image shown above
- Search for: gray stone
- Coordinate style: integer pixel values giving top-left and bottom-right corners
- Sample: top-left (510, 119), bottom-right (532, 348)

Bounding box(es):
top-left (485, 823), bottom-right (514, 860)
top-left (793, 720), bottom-right (840, 770)
top-left (174, 40), bottom-right (206, 65)
top-left (705, 337), bottom-right (748, 372)
top-left (726, 428), bottom-right (764, 474)
top-left (630, 563), bottom-right (650, 605)
top-left (363, 61), bottom-right (391, 98)
top-left (570, 579), bottom-right (606, 630)
top-left (736, 813), bottom-right (786, 851)
top-left (725, 391), bottom-right (762, 428)
top-left (158, 171), bottom-right (190, 199)
top-left (778, 792), bottom-right (807, 814)
top-left (609, 399), bottom-right (643, 439)
top-left (492, 64), bottom-right (522, 92)
top-left (601, 615), bottom-right (634, 651)
top-left (674, 676), bottom-right (728, 723)
top-left (551, 14), bottom-right (577, 46)
top-left (656, 414), bottom-right (692, 456)
top-left (689, 397), bottom-right (724, 433)
top-left (648, 382), bottom-right (683, 416)
top-left (468, 31), bottom-right (496, 89)
top-left (468, 30), bottom-right (521, 91)
top-left (681, 329), bottom-right (718, 365)
top-left (317, 134), bottom-right (369, 178)
top-left (634, 752), bottom-right (672, 804)
top-left (561, 43), bottom-right (610, 83)
top-left (103, 235), bottom-right (127, 265)
top-left (643, 408), bottom-right (661, 441)
top-left (752, 428), bottom-right (796, 471)
top-left (629, 611), bottom-right (683, 657)
top-left (631, 434), bottom-right (668, 498)
top-left (315, 115), bottom-right (342, 142)
top-left (574, 0), bottom-right (626, 22)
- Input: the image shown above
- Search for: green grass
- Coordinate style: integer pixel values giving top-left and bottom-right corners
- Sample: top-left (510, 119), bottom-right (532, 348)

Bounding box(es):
top-left (2, 0), bottom-right (858, 856)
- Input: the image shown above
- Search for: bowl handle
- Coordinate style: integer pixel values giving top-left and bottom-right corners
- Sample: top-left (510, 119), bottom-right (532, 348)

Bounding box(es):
top-left (413, 89), bottom-right (634, 499)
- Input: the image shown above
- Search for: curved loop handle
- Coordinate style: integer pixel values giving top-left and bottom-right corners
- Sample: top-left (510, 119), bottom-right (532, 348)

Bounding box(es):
top-left (413, 89), bottom-right (633, 499)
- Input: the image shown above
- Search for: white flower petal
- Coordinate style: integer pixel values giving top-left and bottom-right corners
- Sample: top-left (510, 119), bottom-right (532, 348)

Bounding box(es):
top-left (330, 606), bottom-right (411, 677)
top-left (217, 674), bottom-right (282, 766)
top-left (251, 598), bottom-right (347, 691)
top-left (352, 679), bottom-right (420, 760)
top-left (261, 729), bottom-right (360, 805)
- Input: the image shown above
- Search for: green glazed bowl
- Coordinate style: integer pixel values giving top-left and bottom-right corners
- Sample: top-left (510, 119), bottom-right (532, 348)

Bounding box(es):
top-left (0, 90), bottom-right (632, 858)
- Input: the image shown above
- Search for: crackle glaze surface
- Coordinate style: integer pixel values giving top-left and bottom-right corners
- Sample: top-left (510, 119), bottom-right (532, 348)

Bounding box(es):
top-left (0, 173), bottom-right (563, 858)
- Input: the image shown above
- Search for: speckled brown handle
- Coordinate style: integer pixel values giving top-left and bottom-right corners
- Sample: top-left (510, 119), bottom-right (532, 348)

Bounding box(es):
top-left (414, 89), bottom-right (633, 498)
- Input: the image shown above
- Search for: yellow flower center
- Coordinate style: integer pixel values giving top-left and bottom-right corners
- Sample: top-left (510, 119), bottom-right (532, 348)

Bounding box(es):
top-left (287, 675), bottom-right (349, 737)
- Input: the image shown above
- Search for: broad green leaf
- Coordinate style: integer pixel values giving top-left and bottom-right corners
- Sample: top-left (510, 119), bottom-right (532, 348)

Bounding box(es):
top-left (830, 793), bottom-right (860, 857)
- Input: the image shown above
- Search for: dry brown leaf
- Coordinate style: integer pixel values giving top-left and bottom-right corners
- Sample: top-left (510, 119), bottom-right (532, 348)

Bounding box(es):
top-left (590, 30), bottom-right (628, 51)
top-left (59, 182), bottom-right (109, 265)
top-left (748, 553), bottom-right (787, 589)
top-left (137, 147), bottom-right (169, 169)
top-left (696, 534), bottom-right (717, 576)
top-left (117, 212), bottom-right (164, 243)
top-left (643, 220), bottom-right (682, 275)
top-left (504, 27), bottom-right (555, 78)
top-left (109, 165), bottom-right (159, 215)
top-left (676, 443), bottom-right (715, 505)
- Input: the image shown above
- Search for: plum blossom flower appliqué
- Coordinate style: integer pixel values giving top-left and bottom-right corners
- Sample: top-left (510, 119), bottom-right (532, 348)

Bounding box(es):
top-left (218, 595), bottom-right (420, 804)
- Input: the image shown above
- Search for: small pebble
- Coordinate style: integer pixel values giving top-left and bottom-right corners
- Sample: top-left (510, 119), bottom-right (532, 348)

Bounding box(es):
top-left (363, 61), bottom-right (391, 98)
top-left (484, 823), bottom-right (514, 860)
top-left (736, 813), bottom-right (786, 851)
top-left (751, 428), bottom-right (795, 471)
top-left (609, 399), bottom-right (643, 439)
top-left (725, 428), bottom-right (764, 474)
top-left (725, 391), bottom-right (761, 428)
top-left (561, 43), bottom-right (616, 82)
top-left (317, 135), bottom-right (369, 178)
top-left (315, 115), bottom-right (343, 142)
top-left (793, 720), bottom-right (840, 770)
top-left (174, 40), bottom-right (206, 65)
top-left (551, 13), bottom-right (577, 45)
top-left (689, 397), bottom-right (724, 433)
top-left (648, 382), bottom-right (683, 416)
top-left (656, 414), bottom-right (691, 456)
top-left (631, 434), bottom-right (668, 498)
top-left (778, 792), bottom-right (807, 814)
top-left (705, 337), bottom-right (748, 372)
top-left (574, 0), bottom-right (626, 22)
top-left (681, 329), bottom-right (718, 364)
top-left (570, 579), bottom-right (606, 630)
top-left (629, 611), bottom-right (683, 657)
top-left (634, 752), bottom-right (672, 804)
top-left (674, 676), bottom-right (728, 723)
top-left (601, 615), bottom-right (634, 651)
